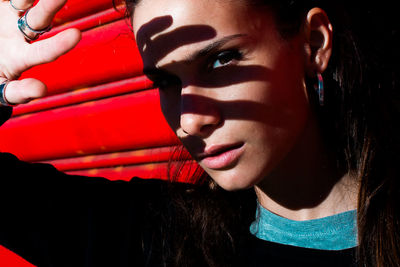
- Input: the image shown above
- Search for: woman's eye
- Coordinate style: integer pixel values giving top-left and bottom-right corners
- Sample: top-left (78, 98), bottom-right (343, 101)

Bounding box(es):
top-left (210, 50), bottom-right (243, 70)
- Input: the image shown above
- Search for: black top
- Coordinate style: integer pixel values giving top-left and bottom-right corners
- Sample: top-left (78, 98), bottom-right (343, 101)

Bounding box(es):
top-left (0, 152), bottom-right (357, 267)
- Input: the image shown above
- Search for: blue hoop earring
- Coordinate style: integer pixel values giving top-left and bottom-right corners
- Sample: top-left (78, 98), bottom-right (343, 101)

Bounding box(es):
top-left (315, 73), bottom-right (324, 106)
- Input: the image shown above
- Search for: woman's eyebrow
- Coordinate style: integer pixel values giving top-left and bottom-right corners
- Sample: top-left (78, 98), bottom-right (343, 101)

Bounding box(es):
top-left (184, 33), bottom-right (247, 62)
top-left (142, 34), bottom-right (248, 74)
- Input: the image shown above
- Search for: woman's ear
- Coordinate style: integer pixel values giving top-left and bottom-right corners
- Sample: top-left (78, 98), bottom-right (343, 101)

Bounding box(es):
top-left (303, 8), bottom-right (333, 77)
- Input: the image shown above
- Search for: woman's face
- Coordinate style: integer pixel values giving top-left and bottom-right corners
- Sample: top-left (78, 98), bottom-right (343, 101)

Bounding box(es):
top-left (133, 0), bottom-right (311, 190)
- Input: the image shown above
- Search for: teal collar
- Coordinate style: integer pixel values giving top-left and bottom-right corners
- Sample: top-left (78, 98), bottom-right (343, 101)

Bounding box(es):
top-left (250, 203), bottom-right (357, 250)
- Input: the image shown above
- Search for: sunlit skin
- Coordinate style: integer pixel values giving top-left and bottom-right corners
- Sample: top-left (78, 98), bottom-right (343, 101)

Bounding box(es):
top-left (133, 0), bottom-right (358, 220)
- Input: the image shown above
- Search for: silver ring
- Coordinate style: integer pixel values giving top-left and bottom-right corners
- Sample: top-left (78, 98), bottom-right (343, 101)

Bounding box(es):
top-left (0, 80), bottom-right (14, 106)
top-left (18, 9), bottom-right (52, 41)
top-left (9, 0), bottom-right (28, 13)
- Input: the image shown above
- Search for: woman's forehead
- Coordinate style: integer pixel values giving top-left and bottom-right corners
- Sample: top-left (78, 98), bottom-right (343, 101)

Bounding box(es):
top-left (132, 0), bottom-right (268, 67)
top-left (133, 0), bottom-right (255, 37)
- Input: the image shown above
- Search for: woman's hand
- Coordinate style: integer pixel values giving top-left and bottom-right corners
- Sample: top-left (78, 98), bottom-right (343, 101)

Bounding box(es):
top-left (0, 0), bottom-right (81, 105)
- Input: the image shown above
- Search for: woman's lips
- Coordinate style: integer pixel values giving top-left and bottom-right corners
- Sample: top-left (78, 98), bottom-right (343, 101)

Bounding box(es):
top-left (199, 143), bottom-right (244, 170)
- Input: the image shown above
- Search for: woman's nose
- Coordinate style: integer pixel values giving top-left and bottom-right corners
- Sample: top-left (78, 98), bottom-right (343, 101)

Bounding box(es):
top-left (179, 92), bottom-right (221, 137)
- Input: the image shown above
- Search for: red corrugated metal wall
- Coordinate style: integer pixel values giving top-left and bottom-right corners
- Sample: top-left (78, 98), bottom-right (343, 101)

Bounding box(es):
top-left (0, 0), bottom-right (189, 265)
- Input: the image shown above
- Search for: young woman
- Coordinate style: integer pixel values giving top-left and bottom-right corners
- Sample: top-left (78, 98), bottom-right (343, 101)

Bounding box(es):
top-left (0, 0), bottom-right (398, 266)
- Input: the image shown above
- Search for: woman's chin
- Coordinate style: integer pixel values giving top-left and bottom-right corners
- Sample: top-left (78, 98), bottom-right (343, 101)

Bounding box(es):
top-left (206, 169), bottom-right (261, 191)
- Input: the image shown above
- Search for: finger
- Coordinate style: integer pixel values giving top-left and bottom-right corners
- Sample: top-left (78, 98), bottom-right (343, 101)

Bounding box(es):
top-left (25, 28), bottom-right (81, 67)
top-left (9, 0), bottom-right (35, 12)
top-left (26, 0), bottom-right (67, 30)
top-left (2, 78), bottom-right (47, 105)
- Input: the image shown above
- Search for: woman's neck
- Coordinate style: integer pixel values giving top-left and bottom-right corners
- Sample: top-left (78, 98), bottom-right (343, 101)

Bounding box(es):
top-left (254, 116), bottom-right (358, 221)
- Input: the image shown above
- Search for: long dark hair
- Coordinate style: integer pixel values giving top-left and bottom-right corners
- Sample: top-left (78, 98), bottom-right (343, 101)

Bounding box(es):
top-left (123, 0), bottom-right (400, 266)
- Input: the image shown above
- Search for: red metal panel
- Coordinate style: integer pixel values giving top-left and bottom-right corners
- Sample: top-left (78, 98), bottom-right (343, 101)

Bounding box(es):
top-left (43, 146), bottom-right (174, 171)
top-left (13, 76), bottom-right (152, 116)
top-left (0, 246), bottom-right (35, 267)
top-left (42, 146), bottom-right (191, 172)
top-left (54, 0), bottom-right (124, 25)
top-left (22, 20), bottom-right (142, 96)
top-left (66, 162), bottom-right (169, 180)
top-left (45, 7), bottom-right (126, 38)
top-left (0, 89), bottom-right (179, 162)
